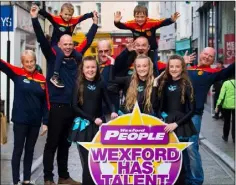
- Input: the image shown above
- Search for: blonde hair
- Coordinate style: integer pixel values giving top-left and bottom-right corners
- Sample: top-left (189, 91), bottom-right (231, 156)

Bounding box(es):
top-left (61, 3), bottom-right (74, 14)
top-left (21, 50), bottom-right (36, 62)
top-left (125, 55), bottom-right (154, 113)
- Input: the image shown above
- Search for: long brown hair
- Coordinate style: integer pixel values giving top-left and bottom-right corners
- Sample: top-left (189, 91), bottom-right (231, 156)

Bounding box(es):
top-left (125, 55), bottom-right (154, 113)
top-left (77, 56), bottom-right (100, 105)
top-left (158, 54), bottom-right (194, 104)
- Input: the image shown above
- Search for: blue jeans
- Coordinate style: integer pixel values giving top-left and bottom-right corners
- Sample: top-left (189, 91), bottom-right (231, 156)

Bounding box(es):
top-left (184, 114), bottom-right (204, 185)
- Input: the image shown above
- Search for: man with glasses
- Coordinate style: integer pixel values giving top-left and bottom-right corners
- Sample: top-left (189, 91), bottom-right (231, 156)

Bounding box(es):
top-left (97, 39), bottom-right (120, 113)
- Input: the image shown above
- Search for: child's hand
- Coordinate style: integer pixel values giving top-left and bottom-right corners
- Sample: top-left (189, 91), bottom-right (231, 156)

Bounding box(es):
top-left (30, 5), bottom-right (39, 18)
top-left (105, 55), bottom-right (115, 65)
top-left (171, 12), bottom-right (180, 22)
top-left (164, 122), bottom-right (178, 133)
top-left (40, 125), bottom-right (48, 136)
top-left (114, 11), bottom-right (122, 23)
top-left (92, 11), bottom-right (99, 25)
top-left (94, 118), bottom-right (103, 126)
top-left (111, 112), bottom-right (118, 119)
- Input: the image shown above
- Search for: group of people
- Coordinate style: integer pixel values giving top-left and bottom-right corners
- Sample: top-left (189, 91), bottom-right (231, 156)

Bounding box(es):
top-left (0, 2), bottom-right (235, 185)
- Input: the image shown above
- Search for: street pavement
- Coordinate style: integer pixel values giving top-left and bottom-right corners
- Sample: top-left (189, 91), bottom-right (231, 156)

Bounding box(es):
top-left (1, 109), bottom-right (235, 185)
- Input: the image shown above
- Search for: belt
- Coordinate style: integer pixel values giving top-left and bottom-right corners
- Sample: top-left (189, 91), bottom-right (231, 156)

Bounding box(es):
top-left (50, 103), bottom-right (72, 108)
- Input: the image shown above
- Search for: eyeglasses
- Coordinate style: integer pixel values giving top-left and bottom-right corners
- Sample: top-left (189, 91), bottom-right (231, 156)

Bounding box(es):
top-left (98, 49), bottom-right (110, 54)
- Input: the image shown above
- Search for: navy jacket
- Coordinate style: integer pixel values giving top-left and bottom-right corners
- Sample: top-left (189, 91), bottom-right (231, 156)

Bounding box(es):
top-left (0, 59), bottom-right (50, 126)
top-left (32, 17), bottom-right (98, 104)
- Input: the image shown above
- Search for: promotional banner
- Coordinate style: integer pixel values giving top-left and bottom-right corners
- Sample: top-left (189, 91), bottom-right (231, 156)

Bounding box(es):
top-left (80, 103), bottom-right (192, 185)
top-left (224, 34), bottom-right (235, 64)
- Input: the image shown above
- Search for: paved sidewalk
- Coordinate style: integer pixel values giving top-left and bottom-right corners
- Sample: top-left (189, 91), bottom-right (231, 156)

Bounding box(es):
top-left (200, 110), bottom-right (235, 160)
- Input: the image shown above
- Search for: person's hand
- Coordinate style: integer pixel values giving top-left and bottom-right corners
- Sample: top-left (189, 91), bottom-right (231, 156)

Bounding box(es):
top-left (40, 125), bottom-right (48, 136)
top-left (94, 118), bottom-right (103, 126)
top-left (126, 39), bottom-right (135, 52)
top-left (92, 11), bottom-right (98, 25)
top-left (183, 50), bottom-right (196, 64)
top-left (30, 5), bottom-right (39, 18)
top-left (171, 12), bottom-right (180, 22)
top-left (114, 11), bottom-right (122, 23)
top-left (105, 55), bottom-right (115, 65)
top-left (153, 71), bottom-right (165, 87)
top-left (111, 112), bottom-right (118, 119)
top-left (215, 107), bottom-right (219, 113)
top-left (164, 122), bottom-right (178, 133)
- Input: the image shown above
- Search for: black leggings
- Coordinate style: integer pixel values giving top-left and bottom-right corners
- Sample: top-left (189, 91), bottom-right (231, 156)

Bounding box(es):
top-left (12, 123), bottom-right (40, 184)
top-left (222, 109), bottom-right (235, 140)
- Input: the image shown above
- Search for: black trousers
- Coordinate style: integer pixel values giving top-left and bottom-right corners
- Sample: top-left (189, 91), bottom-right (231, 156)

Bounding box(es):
top-left (222, 109), bottom-right (235, 140)
top-left (77, 145), bottom-right (96, 185)
top-left (12, 123), bottom-right (40, 184)
top-left (43, 104), bottom-right (74, 181)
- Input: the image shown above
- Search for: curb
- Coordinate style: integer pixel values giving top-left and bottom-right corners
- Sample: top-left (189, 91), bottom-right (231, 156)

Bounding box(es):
top-left (199, 134), bottom-right (235, 172)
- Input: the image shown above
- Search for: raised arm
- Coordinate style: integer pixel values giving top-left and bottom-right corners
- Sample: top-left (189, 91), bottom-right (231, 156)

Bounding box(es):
top-left (114, 11), bottom-right (134, 30)
top-left (214, 62), bottom-right (235, 82)
top-left (71, 12), bottom-right (94, 26)
top-left (38, 8), bottom-right (57, 26)
top-left (108, 56), bottom-right (130, 85)
top-left (75, 12), bottom-right (98, 55)
top-left (31, 5), bottom-right (54, 60)
top-left (72, 85), bottom-right (96, 122)
top-left (0, 59), bottom-right (20, 80)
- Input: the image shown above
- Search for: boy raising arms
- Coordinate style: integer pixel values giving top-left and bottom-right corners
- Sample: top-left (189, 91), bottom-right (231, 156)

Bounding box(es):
top-left (35, 3), bottom-right (94, 88)
top-left (114, 5), bottom-right (180, 74)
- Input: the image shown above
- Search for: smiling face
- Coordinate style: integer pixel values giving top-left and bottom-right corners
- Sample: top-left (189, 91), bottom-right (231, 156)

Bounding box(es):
top-left (83, 59), bottom-right (97, 81)
top-left (135, 57), bottom-right (150, 78)
top-left (168, 59), bottom-right (183, 80)
top-left (199, 47), bottom-right (215, 67)
top-left (134, 37), bottom-right (150, 56)
top-left (58, 35), bottom-right (74, 57)
top-left (134, 12), bottom-right (147, 26)
top-left (21, 51), bottom-right (36, 73)
top-left (60, 8), bottom-right (73, 22)
top-left (97, 40), bottom-right (112, 64)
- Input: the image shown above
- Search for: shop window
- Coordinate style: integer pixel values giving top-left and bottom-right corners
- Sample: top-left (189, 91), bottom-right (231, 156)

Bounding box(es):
top-left (76, 6), bottom-right (81, 28)
top-left (138, 1), bottom-right (149, 10)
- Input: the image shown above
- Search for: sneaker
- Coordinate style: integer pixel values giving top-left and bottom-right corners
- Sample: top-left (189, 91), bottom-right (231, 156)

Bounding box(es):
top-left (58, 177), bottom-right (81, 185)
top-left (50, 75), bottom-right (65, 88)
top-left (44, 181), bottom-right (56, 185)
top-left (22, 181), bottom-right (35, 185)
top-left (222, 135), bottom-right (228, 142)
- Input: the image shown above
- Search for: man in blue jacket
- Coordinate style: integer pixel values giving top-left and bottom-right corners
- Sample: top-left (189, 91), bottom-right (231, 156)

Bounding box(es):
top-left (185, 47), bottom-right (235, 185)
top-left (30, 5), bottom-right (98, 185)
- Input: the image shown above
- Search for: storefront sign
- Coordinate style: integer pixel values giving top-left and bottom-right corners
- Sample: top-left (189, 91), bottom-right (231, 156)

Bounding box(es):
top-left (80, 103), bottom-right (191, 185)
top-left (0, 6), bottom-right (14, 32)
top-left (224, 34), bottom-right (235, 64)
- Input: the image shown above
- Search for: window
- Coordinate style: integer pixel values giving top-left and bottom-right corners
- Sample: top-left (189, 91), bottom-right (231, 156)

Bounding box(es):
top-left (137, 1), bottom-right (149, 9)
top-left (96, 3), bottom-right (101, 26)
top-left (76, 6), bottom-right (81, 28)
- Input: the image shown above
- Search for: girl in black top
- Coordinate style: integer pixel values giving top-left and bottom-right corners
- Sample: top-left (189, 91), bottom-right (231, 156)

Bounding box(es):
top-left (72, 56), bottom-right (118, 185)
top-left (108, 54), bottom-right (155, 114)
top-left (153, 54), bottom-right (197, 185)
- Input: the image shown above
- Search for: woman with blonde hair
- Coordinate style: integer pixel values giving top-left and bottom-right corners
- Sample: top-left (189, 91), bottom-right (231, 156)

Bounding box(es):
top-left (108, 54), bottom-right (155, 114)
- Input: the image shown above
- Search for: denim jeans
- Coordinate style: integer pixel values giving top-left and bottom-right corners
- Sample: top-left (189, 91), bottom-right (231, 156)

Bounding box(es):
top-left (184, 114), bottom-right (204, 185)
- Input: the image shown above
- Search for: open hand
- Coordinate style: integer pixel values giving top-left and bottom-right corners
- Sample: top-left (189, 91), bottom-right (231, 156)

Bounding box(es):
top-left (114, 11), bottom-right (122, 23)
top-left (30, 5), bottom-right (39, 18)
top-left (171, 12), bottom-right (180, 22)
top-left (183, 50), bottom-right (196, 64)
